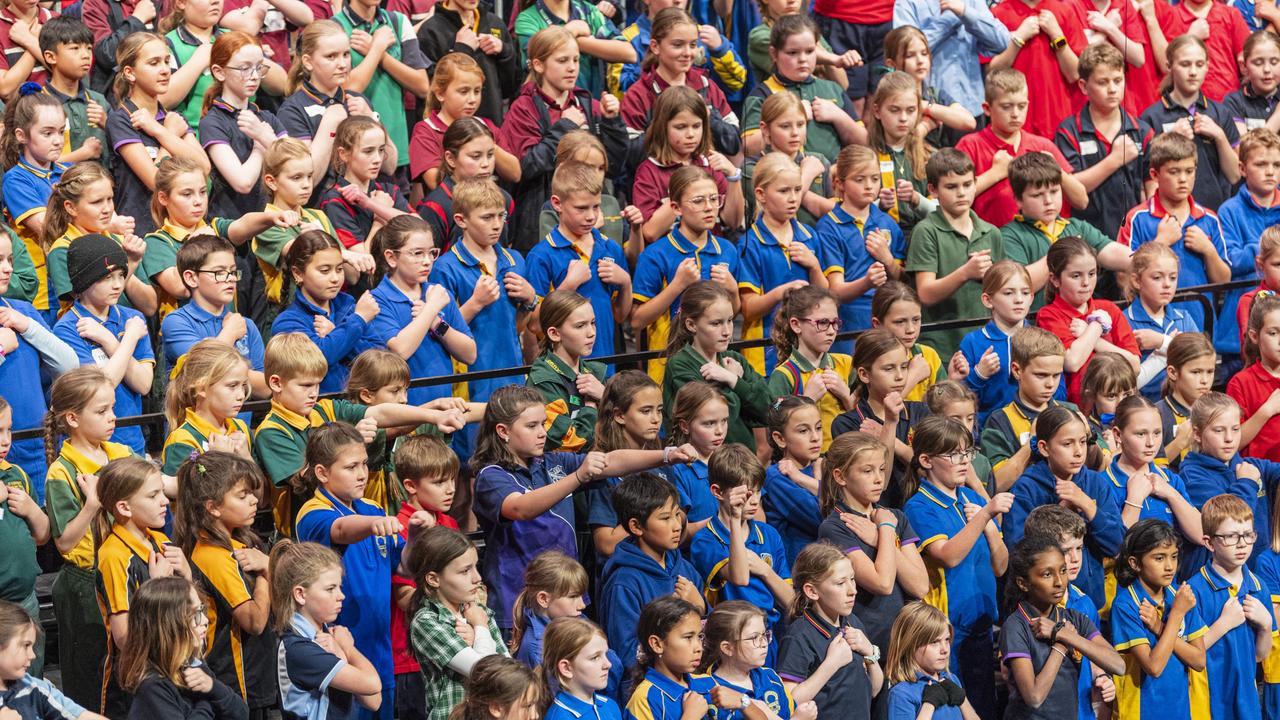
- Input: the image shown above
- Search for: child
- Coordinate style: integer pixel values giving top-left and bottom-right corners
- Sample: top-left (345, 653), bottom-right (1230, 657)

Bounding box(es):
top-left (690, 444), bottom-right (793, 663)
top-left (527, 161), bottom-right (632, 364)
top-left (1054, 42), bottom-right (1148, 241)
top-left (1225, 33), bottom-right (1280, 135)
top-left (119, 577), bottom-right (248, 720)
top-left (1110, 519), bottom-right (1209, 718)
top-left (903, 415), bottom-right (1013, 719)
top-left (775, 542), bottom-right (883, 720)
top-left (406, 527), bottom-right (508, 720)
top-left (625, 596), bottom-right (715, 720)
top-left (271, 540), bottom-right (383, 720)
top-left (51, 235), bottom-right (154, 455)
top-left (527, 291), bottom-right (607, 453)
top-left (741, 15), bottom-right (864, 161)
top-left (455, 658), bottom-right (542, 720)
top-left (817, 432), bottom-right (928, 651)
top-left (980, 327), bottom-right (1071, 491)
top-left (746, 0), bottom-right (851, 86)
top-left (0, 599), bottom-right (105, 720)
top-left (881, 25), bottom-right (977, 146)
top-left (159, 236), bottom-right (267, 397)
top-left (95, 456), bottom-right (191, 717)
top-left (1239, 226), bottom-right (1280, 352)
top-left (1, 91), bottom-right (67, 320)
top-left (199, 32), bottom-right (287, 220)
top-left (1216, 129), bottom-right (1280, 362)
top-left (620, 8), bottom-right (741, 158)
top-left (987, 0), bottom-right (1085, 139)
top-left (1166, 0), bottom-right (1250, 103)
top-left (632, 165), bottom-right (741, 380)
top-left (538, 131), bottom-right (636, 259)
top-left (1037, 237), bottom-right (1140, 405)
top-left (819, 145), bottom-right (906, 348)
top-left (362, 215), bottom-right (476, 405)
top-left (599, 473), bottom-right (706, 675)
top-left (1231, 291), bottom-right (1280, 462)
top-left (611, 0), bottom-right (746, 96)
top-left (512, 0), bottom-right (636, 98)
top-left (1006, 407), bottom-right (1125, 608)
top-left (473, 385), bottom-right (692, 630)
top-left (864, 72), bottom-right (931, 239)
top-left (1160, 332), bottom-right (1217, 468)
top-left (870, 283), bottom-right (951, 404)
top-left (1179, 392), bottom-right (1280, 566)
top-left (1078, 352), bottom-right (1137, 466)
top-left (318, 116), bottom-right (411, 252)
top-left (1135, 38), bottom-right (1240, 212)
top-left (1256, 497), bottom-right (1280, 720)
top-left (161, 339), bottom-right (254, 476)
top-left (883, 602), bottom-right (976, 720)
top-left (762, 397), bottom-right (823, 565)
top-left (512, 552), bottom-right (585, 665)
top-left (700, 600), bottom-right (814, 720)
top-left (143, 157), bottom-right (297, 320)
top-left (1000, 534), bottom-right (1126, 719)
top-left (742, 92), bottom-right (834, 226)
top-left (542, 617), bottom-right (623, 720)
top-left (1187, 494), bottom-right (1276, 720)
top-left (739, 153), bottom-right (828, 375)
top-left (0, 398), bottom-right (45, 675)
top-left (416, 1), bottom-right (520, 125)
top-left (1121, 244), bottom-right (1198, 400)
top-left (959, 262), bottom-right (1036, 426)
top-left (663, 281), bottom-right (771, 451)
top-left (667, 383), bottom-right (729, 530)
top-left (38, 16), bottom-right (110, 169)
top-left (499, 27), bottom-right (628, 249)
top-left (293, 423), bottom-right (404, 718)
top-left (1001, 152), bottom-right (1131, 309)
top-left (634, 87), bottom-right (741, 244)
top-left (1109, 395), bottom-right (1203, 540)
top-left (925, 381), bottom-right (996, 497)
top-left (955, 69), bottom-right (1087, 228)
top-left (417, 119), bottom-right (517, 251)
top-left (42, 163), bottom-right (153, 318)
top-left (269, 232), bottom-right (378, 394)
top-left (173, 451), bottom-right (275, 717)
top-left (768, 286), bottom-right (853, 449)
top-left (906, 148), bottom-right (1005, 358)
top-left (106, 32), bottom-right (211, 237)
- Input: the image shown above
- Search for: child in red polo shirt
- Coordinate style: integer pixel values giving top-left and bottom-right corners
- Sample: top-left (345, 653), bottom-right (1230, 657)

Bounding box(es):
top-left (1166, 0), bottom-right (1249, 102)
top-left (1229, 293), bottom-right (1280, 461)
top-left (957, 68), bottom-right (1088, 227)
top-left (986, 0), bottom-right (1087, 137)
top-left (1072, 0), bottom-right (1173, 117)
top-left (1036, 236), bottom-right (1140, 404)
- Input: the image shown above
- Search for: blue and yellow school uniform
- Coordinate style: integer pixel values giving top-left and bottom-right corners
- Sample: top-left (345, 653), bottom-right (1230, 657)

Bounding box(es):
top-left (814, 204), bottom-right (905, 354)
top-left (689, 515), bottom-right (790, 662)
top-left (161, 409), bottom-right (252, 476)
top-left (632, 227), bottom-right (740, 381)
top-left (96, 523), bottom-right (170, 717)
top-left (160, 299), bottom-right (266, 375)
top-left (142, 218), bottom-right (236, 318)
top-left (762, 463), bottom-right (820, 566)
top-left (295, 487), bottom-right (403, 714)
top-left (190, 536), bottom-right (276, 711)
top-left (1104, 459), bottom-right (1193, 528)
top-left (359, 279), bottom-right (472, 406)
top-left (706, 668), bottom-right (792, 720)
top-left (624, 668), bottom-right (715, 720)
top-left (738, 217), bottom-right (822, 375)
top-left (904, 342), bottom-right (946, 404)
top-left (1122, 195), bottom-right (1227, 331)
top-left (253, 205), bottom-right (334, 307)
top-left (1123, 301), bottom-right (1200, 400)
top-left (1111, 581), bottom-right (1210, 720)
top-left (1063, 584), bottom-right (1103, 720)
top-left (960, 319), bottom-right (1066, 428)
top-left (53, 302), bottom-right (154, 455)
top-left (666, 459), bottom-right (718, 525)
top-left (768, 351), bottom-right (851, 452)
top-left (1253, 548), bottom-right (1280, 720)
top-left (1158, 394), bottom-right (1191, 469)
top-left (1180, 451), bottom-right (1280, 565)
top-left (1213, 185), bottom-right (1279, 356)
top-left (1, 160), bottom-right (64, 316)
top-left (270, 289), bottom-right (368, 394)
top-left (547, 691), bottom-right (624, 720)
top-left (0, 297), bottom-right (61, 490)
top-left (526, 227), bottom-right (628, 364)
top-left (1187, 564), bottom-right (1276, 720)
top-left (885, 671), bottom-right (964, 720)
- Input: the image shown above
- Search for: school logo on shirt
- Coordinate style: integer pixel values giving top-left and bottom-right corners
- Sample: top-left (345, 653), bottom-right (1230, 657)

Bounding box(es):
top-left (763, 691), bottom-right (781, 713)
top-left (548, 463), bottom-right (568, 484)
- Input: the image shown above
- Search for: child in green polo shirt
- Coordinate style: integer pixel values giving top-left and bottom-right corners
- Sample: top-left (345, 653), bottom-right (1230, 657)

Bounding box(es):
top-left (0, 397), bottom-right (48, 676)
top-left (905, 148), bottom-right (1005, 359)
top-left (526, 290), bottom-right (608, 454)
top-left (513, 0), bottom-right (635, 97)
top-left (253, 332), bottom-right (468, 536)
top-left (1001, 152), bottom-right (1132, 309)
top-left (38, 17), bottom-right (110, 168)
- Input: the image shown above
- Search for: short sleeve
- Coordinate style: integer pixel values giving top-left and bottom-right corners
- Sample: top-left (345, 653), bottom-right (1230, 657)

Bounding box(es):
top-left (632, 248), bottom-right (667, 303)
top-left (283, 636), bottom-right (345, 692)
top-left (473, 466), bottom-right (524, 526)
top-left (904, 228), bottom-right (939, 273)
top-left (903, 500), bottom-right (948, 550)
top-left (896, 509), bottom-right (919, 545)
top-left (1110, 591), bottom-right (1149, 650)
top-left (737, 244), bottom-right (764, 295)
top-left (295, 505), bottom-right (344, 546)
top-left (688, 528), bottom-right (728, 589)
top-left (817, 515), bottom-right (863, 554)
top-left (775, 627), bottom-right (814, 682)
top-left (524, 246), bottom-right (557, 298)
top-left (999, 615), bottom-right (1035, 664)
top-left (106, 108), bottom-right (142, 152)
top-left (143, 234), bottom-right (179, 283)
top-left (198, 111), bottom-right (234, 149)
top-left (192, 546), bottom-right (254, 609)
top-left (2, 172), bottom-right (47, 226)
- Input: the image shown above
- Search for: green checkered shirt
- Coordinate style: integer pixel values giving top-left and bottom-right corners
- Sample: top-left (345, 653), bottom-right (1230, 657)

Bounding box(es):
top-left (411, 598), bottom-right (508, 720)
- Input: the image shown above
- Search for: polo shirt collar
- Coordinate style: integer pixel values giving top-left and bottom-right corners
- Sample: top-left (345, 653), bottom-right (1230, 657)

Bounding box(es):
top-left (552, 692), bottom-right (609, 719)
top-left (42, 82), bottom-right (87, 104)
top-left (1238, 184), bottom-right (1280, 212)
top-left (918, 479), bottom-right (963, 509)
top-left (341, 2), bottom-right (388, 30)
top-left (981, 319), bottom-right (1021, 342)
top-left (301, 80), bottom-right (346, 107)
top-left (57, 439), bottom-right (131, 474)
top-left (424, 111), bottom-right (449, 133)
top-left (269, 400), bottom-right (312, 430)
top-left (1244, 82), bottom-right (1280, 104)
top-left (800, 608), bottom-right (842, 638)
top-left (785, 350), bottom-right (833, 373)
top-left (374, 277), bottom-right (427, 305)
top-left (546, 225), bottom-right (604, 262)
top-left (767, 72), bottom-right (815, 89)
top-left (749, 217), bottom-right (812, 247)
top-left (1125, 296), bottom-right (1159, 327)
top-left (642, 668), bottom-right (690, 703)
top-left (121, 98), bottom-right (164, 123)
top-left (448, 240), bottom-right (516, 276)
top-left (539, 349), bottom-right (581, 381)
top-left (534, 0), bottom-right (584, 23)
top-left (644, 66), bottom-right (709, 95)
top-left (289, 611), bottom-right (324, 639)
top-left (1196, 563), bottom-right (1256, 593)
top-left (824, 202), bottom-right (872, 233)
top-left (1014, 600), bottom-right (1062, 625)
top-left (109, 521), bottom-right (162, 559)
top-left (666, 226), bottom-right (724, 257)
top-left (69, 300), bottom-right (122, 326)
top-left (1126, 580), bottom-right (1175, 615)
top-left (1012, 214), bottom-right (1070, 241)
top-left (707, 513), bottom-right (763, 546)
top-left (1164, 394), bottom-right (1190, 420)
top-left (1161, 90), bottom-right (1209, 113)
top-left (174, 24), bottom-right (220, 47)
top-left (183, 407), bottom-right (239, 440)
top-left (980, 125), bottom-right (1020, 153)
top-left (292, 288), bottom-right (333, 317)
top-left (1077, 103), bottom-right (1140, 139)
top-left (208, 97), bottom-right (260, 116)
top-left (434, 2), bottom-right (481, 30)
top-left (14, 159), bottom-right (65, 180)
top-left (1146, 193), bottom-right (1207, 221)
top-left (159, 219), bottom-right (211, 243)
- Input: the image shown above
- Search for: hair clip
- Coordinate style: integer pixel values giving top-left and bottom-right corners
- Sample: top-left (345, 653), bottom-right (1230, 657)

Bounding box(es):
top-left (197, 464), bottom-right (206, 474)
top-left (188, 450), bottom-right (200, 463)
top-left (771, 397), bottom-right (785, 410)
top-left (18, 82), bottom-right (40, 97)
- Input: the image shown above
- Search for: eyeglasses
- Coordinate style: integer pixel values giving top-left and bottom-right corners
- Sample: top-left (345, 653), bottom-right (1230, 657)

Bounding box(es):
top-left (395, 248), bottom-right (440, 263)
top-left (1213, 531), bottom-right (1258, 546)
top-left (683, 194), bottom-right (722, 209)
top-left (801, 317), bottom-right (841, 332)
top-left (194, 268), bottom-right (242, 283)
top-left (191, 604), bottom-right (209, 627)
top-left (736, 630), bottom-right (773, 648)
top-left (225, 63), bottom-right (269, 78)
top-left (938, 448), bottom-right (978, 465)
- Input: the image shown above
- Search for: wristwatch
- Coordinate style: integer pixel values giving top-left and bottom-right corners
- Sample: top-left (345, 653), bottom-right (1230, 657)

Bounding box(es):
top-left (429, 317), bottom-right (451, 341)
top-left (863, 644), bottom-right (881, 665)
top-left (1050, 35), bottom-right (1068, 50)
top-left (740, 695), bottom-right (751, 710)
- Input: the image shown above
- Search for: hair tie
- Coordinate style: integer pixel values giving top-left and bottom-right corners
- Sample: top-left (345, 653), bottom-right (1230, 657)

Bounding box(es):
top-left (188, 450), bottom-right (200, 463)
top-left (18, 81), bottom-right (40, 97)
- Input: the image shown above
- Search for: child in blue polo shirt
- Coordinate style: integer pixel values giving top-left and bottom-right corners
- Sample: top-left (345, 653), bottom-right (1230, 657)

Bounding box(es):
top-left (1188, 494), bottom-right (1276, 720)
top-left (51, 235), bottom-right (154, 455)
top-left (884, 602), bottom-right (971, 720)
top-left (1124, 245), bottom-right (1201, 401)
top-left (159, 235), bottom-right (267, 398)
top-left (700, 601), bottom-right (805, 720)
top-left (294, 422), bottom-right (406, 720)
top-left (1111, 519), bottom-right (1209, 720)
top-left (527, 161), bottom-right (631, 365)
top-left (625, 596), bottom-right (715, 720)
top-left (690, 444), bottom-right (792, 665)
top-left (1108, 396), bottom-right (1203, 542)
top-left (359, 214), bottom-right (475, 406)
top-left (542, 617), bottom-right (623, 720)
top-left (903, 415), bottom-right (1012, 720)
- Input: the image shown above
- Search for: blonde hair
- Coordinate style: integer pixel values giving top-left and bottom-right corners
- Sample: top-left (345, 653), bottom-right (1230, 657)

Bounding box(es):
top-left (452, 178), bottom-right (507, 218)
top-left (94, 455), bottom-right (162, 546)
top-left (752, 152), bottom-right (801, 217)
top-left (819, 432), bottom-right (887, 515)
top-left (525, 27), bottom-right (576, 86)
top-left (556, 130), bottom-right (608, 170)
top-left (113, 32), bottom-right (166, 104)
top-left (265, 137), bottom-right (312, 180)
top-left (428, 53), bottom-right (486, 112)
top-left (344, 348), bottom-right (410, 402)
top-left (981, 260), bottom-right (1031, 297)
top-left (44, 366), bottom-right (113, 467)
top-left (1127, 243), bottom-right (1180, 301)
top-left (885, 602), bottom-right (952, 684)
top-left (550, 161), bottom-right (604, 202)
top-left (151, 156), bottom-right (207, 227)
top-left (867, 72), bottom-right (927, 181)
top-left (42, 161), bottom-right (113, 250)
top-left (1190, 391), bottom-right (1242, 452)
top-left (510, 551), bottom-right (588, 653)
top-left (264, 332), bottom-right (328, 383)
top-left (268, 540), bottom-right (343, 631)
top-left (760, 87), bottom-right (807, 129)
top-left (984, 68), bottom-right (1027, 103)
top-left (1261, 225), bottom-right (1280, 263)
top-left (540, 617), bottom-right (605, 699)
top-left (165, 339), bottom-right (249, 431)
top-left (289, 21), bottom-right (347, 92)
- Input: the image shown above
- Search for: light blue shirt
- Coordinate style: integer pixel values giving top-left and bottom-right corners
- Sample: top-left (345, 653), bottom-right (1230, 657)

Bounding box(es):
top-left (892, 0), bottom-right (1011, 116)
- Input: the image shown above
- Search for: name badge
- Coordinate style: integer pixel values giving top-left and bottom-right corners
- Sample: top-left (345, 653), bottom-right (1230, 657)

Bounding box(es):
top-left (879, 160), bottom-right (896, 173)
top-left (1161, 122), bottom-right (1178, 134)
top-left (1248, 118), bottom-right (1267, 129)
top-left (305, 104), bottom-right (327, 118)
top-left (1078, 140), bottom-right (1098, 155)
